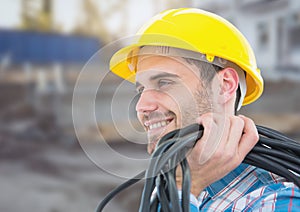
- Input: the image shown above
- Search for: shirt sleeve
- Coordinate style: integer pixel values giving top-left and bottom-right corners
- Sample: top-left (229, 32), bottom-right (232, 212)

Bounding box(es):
top-left (244, 183), bottom-right (300, 211)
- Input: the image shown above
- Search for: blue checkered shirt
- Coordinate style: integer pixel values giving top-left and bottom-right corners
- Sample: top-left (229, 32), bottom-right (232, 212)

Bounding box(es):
top-left (178, 163), bottom-right (300, 211)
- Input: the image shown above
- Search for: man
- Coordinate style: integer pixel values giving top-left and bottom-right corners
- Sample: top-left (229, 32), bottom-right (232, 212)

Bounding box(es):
top-left (109, 8), bottom-right (300, 211)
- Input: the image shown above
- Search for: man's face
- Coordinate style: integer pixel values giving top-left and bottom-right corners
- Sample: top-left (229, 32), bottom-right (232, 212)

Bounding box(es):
top-left (135, 55), bottom-right (215, 154)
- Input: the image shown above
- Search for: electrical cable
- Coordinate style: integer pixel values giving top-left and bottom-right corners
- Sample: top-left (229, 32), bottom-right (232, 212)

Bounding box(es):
top-left (140, 125), bottom-right (203, 212)
top-left (96, 124), bottom-right (300, 212)
top-left (166, 158), bottom-right (181, 212)
top-left (180, 158), bottom-right (191, 211)
top-left (95, 171), bottom-right (145, 212)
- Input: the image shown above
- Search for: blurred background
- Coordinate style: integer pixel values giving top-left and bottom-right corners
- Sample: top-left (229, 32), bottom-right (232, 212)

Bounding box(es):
top-left (0, 0), bottom-right (300, 211)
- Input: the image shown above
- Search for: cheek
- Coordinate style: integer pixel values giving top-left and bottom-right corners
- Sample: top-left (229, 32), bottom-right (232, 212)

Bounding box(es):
top-left (161, 94), bottom-right (180, 114)
top-left (164, 89), bottom-right (196, 122)
top-left (167, 86), bottom-right (198, 108)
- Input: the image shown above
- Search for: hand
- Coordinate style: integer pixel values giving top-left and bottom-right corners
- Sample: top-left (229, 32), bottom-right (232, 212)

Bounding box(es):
top-left (176, 113), bottom-right (259, 197)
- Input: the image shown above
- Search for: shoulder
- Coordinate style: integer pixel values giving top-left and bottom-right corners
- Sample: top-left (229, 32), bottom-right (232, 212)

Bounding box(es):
top-left (240, 182), bottom-right (300, 211)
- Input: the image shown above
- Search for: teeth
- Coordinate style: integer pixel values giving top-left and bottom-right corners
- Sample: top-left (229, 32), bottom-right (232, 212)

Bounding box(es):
top-left (149, 120), bottom-right (170, 130)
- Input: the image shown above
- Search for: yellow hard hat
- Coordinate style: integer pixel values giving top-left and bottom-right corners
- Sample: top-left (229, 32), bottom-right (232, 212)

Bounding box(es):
top-left (110, 8), bottom-right (263, 106)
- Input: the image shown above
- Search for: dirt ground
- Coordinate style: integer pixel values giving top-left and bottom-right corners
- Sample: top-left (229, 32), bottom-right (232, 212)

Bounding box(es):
top-left (0, 136), bottom-right (148, 212)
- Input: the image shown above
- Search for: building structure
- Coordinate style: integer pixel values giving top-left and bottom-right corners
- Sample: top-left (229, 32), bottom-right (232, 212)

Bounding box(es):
top-left (193, 0), bottom-right (300, 81)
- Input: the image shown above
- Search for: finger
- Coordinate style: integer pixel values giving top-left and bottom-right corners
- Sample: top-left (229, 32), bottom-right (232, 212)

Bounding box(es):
top-left (193, 113), bottom-right (229, 164)
top-left (191, 113), bottom-right (215, 160)
top-left (237, 115), bottom-right (259, 157)
top-left (225, 116), bottom-right (245, 150)
top-left (217, 116), bottom-right (245, 167)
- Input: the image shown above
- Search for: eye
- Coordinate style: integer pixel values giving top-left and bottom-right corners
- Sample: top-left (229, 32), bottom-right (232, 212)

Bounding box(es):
top-left (158, 79), bottom-right (173, 88)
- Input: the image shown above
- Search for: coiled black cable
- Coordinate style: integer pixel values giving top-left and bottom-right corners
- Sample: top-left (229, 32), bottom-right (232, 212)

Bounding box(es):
top-left (96, 124), bottom-right (300, 212)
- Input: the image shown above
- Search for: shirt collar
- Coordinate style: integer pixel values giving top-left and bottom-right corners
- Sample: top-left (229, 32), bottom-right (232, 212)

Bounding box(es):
top-left (204, 163), bottom-right (254, 198)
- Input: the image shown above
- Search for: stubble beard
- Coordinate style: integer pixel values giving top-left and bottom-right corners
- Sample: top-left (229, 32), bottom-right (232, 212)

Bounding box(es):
top-left (147, 87), bottom-right (212, 153)
top-left (182, 84), bottom-right (213, 127)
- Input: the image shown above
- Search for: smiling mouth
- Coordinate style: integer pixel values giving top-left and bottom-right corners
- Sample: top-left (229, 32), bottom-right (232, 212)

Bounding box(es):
top-left (145, 118), bottom-right (174, 131)
top-left (144, 118), bottom-right (175, 154)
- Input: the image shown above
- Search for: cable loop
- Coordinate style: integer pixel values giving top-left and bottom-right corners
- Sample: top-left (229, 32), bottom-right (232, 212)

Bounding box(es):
top-left (96, 124), bottom-right (300, 212)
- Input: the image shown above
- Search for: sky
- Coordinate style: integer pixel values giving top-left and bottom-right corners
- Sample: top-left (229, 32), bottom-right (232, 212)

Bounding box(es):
top-left (0, 0), bottom-right (21, 28)
top-left (0, 0), bottom-right (156, 37)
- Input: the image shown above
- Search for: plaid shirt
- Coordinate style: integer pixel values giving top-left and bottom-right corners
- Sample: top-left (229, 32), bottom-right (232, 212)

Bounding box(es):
top-left (179, 163), bottom-right (300, 211)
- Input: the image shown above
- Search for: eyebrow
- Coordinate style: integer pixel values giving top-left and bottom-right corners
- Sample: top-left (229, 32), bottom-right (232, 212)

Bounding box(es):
top-left (135, 72), bottom-right (180, 90)
top-left (149, 72), bottom-right (180, 81)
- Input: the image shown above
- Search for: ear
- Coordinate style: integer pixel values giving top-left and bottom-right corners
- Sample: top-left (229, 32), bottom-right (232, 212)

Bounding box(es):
top-left (217, 67), bottom-right (239, 104)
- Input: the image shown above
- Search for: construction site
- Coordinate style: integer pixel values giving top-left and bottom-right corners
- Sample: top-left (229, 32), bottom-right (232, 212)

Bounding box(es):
top-left (0, 0), bottom-right (300, 211)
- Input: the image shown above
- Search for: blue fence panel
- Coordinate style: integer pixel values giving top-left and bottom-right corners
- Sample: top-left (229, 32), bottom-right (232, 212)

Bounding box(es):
top-left (0, 29), bottom-right (102, 64)
top-left (0, 31), bottom-right (11, 57)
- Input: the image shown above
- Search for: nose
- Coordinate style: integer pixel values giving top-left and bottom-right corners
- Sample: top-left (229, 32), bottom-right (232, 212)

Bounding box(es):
top-left (135, 89), bottom-right (159, 114)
